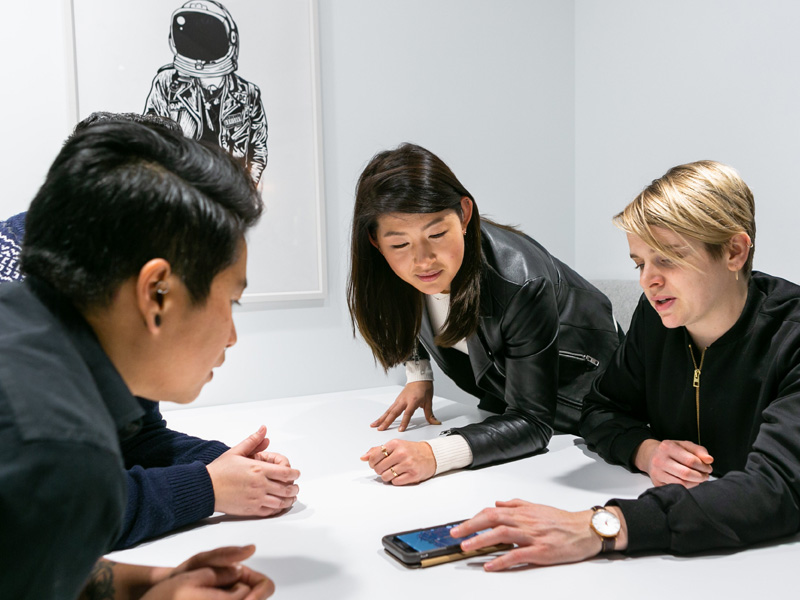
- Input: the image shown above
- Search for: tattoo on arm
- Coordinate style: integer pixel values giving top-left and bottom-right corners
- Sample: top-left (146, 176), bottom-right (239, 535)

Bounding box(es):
top-left (79, 559), bottom-right (116, 600)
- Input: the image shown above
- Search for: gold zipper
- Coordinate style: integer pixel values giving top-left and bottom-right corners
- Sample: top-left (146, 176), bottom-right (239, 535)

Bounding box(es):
top-left (688, 344), bottom-right (706, 444)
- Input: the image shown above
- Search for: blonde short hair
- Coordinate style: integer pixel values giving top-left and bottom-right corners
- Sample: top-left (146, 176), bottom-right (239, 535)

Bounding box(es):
top-left (613, 160), bottom-right (756, 278)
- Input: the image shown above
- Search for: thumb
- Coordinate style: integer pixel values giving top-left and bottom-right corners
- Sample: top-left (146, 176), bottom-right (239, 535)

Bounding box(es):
top-left (230, 425), bottom-right (268, 457)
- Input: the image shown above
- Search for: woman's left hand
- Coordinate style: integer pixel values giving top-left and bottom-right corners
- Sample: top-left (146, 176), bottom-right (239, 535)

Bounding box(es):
top-left (360, 439), bottom-right (436, 485)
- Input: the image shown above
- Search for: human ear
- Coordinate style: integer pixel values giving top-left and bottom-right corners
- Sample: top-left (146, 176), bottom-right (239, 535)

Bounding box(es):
top-left (368, 232), bottom-right (383, 254)
top-left (727, 233), bottom-right (752, 273)
top-left (136, 258), bottom-right (173, 333)
top-left (459, 197), bottom-right (474, 232)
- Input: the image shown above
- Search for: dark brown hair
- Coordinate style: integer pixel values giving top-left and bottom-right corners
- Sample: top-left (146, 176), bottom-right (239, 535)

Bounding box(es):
top-left (347, 143), bottom-right (483, 370)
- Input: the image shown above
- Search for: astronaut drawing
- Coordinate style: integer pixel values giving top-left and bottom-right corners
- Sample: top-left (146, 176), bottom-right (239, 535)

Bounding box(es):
top-left (144, 0), bottom-right (268, 185)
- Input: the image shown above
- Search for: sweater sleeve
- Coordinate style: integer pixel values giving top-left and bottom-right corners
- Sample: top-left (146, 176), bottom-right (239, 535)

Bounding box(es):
top-left (121, 398), bottom-right (229, 467)
top-left (114, 462), bottom-right (217, 549)
top-left (114, 398), bottom-right (229, 549)
top-left (579, 297), bottom-right (655, 471)
top-left (453, 277), bottom-right (555, 467)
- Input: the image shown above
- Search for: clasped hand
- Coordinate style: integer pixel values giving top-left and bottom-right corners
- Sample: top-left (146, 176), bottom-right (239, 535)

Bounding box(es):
top-left (144, 545), bottom-right (274, 599)
top-left (360, 439), bottom-right (436, 485)
top-left (207, 425), bottom-right (300, 516)
top-left (634, 438), bottom-right (714, 488)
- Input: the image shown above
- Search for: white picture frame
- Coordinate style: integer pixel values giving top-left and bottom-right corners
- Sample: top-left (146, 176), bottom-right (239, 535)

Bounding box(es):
top-left (68, 0), bottom-right (326, 302)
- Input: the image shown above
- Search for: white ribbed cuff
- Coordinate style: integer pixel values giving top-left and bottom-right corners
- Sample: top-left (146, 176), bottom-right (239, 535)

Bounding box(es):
top-left (405, 358), bottom-right (433, 383)
top-left (425, 434), bottom-right (473, 476)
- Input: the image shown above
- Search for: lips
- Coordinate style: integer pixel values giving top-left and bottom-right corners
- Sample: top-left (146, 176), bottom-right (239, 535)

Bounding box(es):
top-left (416, 270), bottom-right (442, 283)
top-left (652, 296), bottom-right (676, 312)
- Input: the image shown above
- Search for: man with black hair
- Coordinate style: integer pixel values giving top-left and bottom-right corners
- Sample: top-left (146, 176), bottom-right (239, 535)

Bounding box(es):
top-left (0, 119), bottom-right (274, 598)
top-left (0, 112), bottom-right (299, 551)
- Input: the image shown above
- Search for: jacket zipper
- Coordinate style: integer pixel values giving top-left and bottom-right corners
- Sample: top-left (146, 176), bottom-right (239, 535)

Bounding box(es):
top-left (688, 344), bottom-right (706, 445)
top-left (559, 350), bottom-right (600, 368)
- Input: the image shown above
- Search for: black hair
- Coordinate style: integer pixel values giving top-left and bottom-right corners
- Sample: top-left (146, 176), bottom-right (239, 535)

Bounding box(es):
top-left (347, 143), bottom-right (483, 370)
top-left (21, 120), bottom-right (262, 309)
top-left (72, 111), bottom-right (183, 137)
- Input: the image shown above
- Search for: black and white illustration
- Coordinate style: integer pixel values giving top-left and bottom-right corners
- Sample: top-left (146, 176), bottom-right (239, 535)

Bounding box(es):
top-left (143, 1), bottom-right (268, 186)
top-left (71, 0), bottom-right (325, 302)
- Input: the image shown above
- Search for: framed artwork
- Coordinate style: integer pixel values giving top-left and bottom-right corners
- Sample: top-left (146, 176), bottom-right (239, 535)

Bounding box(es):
top-left (68, 0), bottom-right (326, 302)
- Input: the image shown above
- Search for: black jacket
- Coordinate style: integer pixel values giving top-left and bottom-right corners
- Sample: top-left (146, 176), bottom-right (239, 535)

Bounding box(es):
top-left (0, 278), bottom-right (143, 599)
top-left (580, 272), bottom-right (800, 554)
top-left (418, 222), bottom-right (620, 468)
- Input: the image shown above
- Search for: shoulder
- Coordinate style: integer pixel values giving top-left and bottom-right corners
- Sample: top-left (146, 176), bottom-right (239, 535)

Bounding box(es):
top-left (0, 218), bottom-right (23, 283)
top-left (480, 221), bottom-right (558, 287)
top-left (0, 285), bottom-right (118, 449)
top-left (753, 272), bottom-right (800, 326)
top-left (155, 64), bottom-right (177, 76)
top-left (230, 73), bottom-right (262, 96)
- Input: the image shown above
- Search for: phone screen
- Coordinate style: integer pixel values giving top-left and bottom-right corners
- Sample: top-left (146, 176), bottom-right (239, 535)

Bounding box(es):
top-left (394, 522), bottom-right (481, 552)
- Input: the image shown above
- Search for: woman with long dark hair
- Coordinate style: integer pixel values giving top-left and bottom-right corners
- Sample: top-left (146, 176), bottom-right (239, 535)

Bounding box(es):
top-left (350, 143), bottom-right (621, 485)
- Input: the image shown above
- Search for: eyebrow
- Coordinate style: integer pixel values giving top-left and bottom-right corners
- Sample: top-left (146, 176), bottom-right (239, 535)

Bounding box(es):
top-left (381, 215), bottom-right (447, 237)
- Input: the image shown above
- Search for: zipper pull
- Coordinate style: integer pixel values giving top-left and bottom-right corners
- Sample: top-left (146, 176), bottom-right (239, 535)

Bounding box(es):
top-left (693, 368), bottom-right (701, 388)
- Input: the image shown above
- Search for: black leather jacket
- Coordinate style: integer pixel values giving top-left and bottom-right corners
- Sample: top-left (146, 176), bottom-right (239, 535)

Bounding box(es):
top-left (417, 222), bottom-right (620, 468)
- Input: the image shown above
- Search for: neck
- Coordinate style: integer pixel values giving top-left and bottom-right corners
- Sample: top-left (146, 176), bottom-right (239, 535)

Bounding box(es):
top-left (82, 281), bottom-right (151, 396)
top-left (687, 278), bottom-right (749, 348)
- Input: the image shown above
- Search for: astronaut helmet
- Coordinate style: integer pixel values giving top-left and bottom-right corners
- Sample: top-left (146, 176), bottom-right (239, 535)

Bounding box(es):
top-left (169, 0), bottom-right (239, 78)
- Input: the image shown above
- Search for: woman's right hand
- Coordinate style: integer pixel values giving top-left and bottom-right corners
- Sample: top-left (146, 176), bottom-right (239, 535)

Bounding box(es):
top-left (370, 381), bottom-right (439, 432)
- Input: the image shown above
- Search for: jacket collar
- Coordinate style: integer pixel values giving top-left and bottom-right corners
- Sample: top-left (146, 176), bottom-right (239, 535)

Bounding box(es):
top-left (26, 277), bottom-right (144, 439)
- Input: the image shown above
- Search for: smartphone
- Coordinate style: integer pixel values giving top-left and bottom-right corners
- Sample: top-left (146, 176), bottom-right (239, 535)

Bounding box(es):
top-left (382, 520), bottom-right (512, 568)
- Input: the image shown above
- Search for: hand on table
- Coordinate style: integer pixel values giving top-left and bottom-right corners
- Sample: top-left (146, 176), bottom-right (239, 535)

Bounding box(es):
top-left (370, 381), bottom-right (439, 432)
top-left (360, 439), bottom-right (436, 485)
top-left (450, 499), bottom-right (628, 571)
top-left (145, 545), bottom-right (274, 599)
top-left (207, 425), bottom-right (300, 516)
top-left (634, 439), bottom-right (713, 488)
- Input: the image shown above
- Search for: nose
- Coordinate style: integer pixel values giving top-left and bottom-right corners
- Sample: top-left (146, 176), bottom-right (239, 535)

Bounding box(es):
top-left (412, 240), bottom-right (435, 268)
top-left (639, 263), bottom-right (664, 291)
top-left (227, 319), bottom-right (238, 348)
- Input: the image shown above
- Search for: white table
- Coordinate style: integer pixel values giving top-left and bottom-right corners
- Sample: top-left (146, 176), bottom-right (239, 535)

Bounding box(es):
top-left (109, 386), bottom-right (800, 599)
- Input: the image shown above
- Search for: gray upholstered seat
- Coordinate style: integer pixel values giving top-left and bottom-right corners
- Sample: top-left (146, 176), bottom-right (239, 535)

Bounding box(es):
top-left (590, 279), bottom-right (642, 334)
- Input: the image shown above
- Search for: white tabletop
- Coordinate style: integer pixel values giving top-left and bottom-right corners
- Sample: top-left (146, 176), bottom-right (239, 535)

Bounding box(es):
top-left (109, 386), bottom-right (800, 599)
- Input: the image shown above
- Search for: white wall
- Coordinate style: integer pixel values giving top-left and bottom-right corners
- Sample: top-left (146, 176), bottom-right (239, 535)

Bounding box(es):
top-left (575, 0), bottom-right (800, 283)
top-left (10, 1), bottom-right (796, 409)
top-left (0, 1), bottom-right (575, 408)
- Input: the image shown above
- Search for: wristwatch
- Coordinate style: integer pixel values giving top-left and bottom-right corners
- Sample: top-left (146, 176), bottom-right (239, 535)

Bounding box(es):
top-left (590, 506), bottom-right (621, 553)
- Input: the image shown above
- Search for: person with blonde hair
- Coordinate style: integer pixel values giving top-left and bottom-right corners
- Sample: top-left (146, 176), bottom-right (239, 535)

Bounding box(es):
top-left (451, 160), bottom-right (800, 569)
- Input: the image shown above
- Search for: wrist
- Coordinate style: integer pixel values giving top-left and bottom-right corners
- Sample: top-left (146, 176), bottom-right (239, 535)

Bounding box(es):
top-left (604, 506), bottom-right (628, 551)
top-left (633, 439), bottom-right (659, 474)
top-left (587, 505), bottom-right (628, 554)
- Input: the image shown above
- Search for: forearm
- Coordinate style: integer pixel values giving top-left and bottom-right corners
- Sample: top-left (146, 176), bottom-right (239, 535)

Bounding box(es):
top-left (454, 410), bottom-right (552, 468)
top-left (79, 559), bottom-right (168, 600)
top-left (426, 434), bottom-right (473, 475)
top-left (116, 463), bottom-right (215, 549)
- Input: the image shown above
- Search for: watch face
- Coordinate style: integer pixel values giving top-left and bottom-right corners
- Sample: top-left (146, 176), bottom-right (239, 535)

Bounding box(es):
top-left (591, 509), bottom-right (621, 537)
